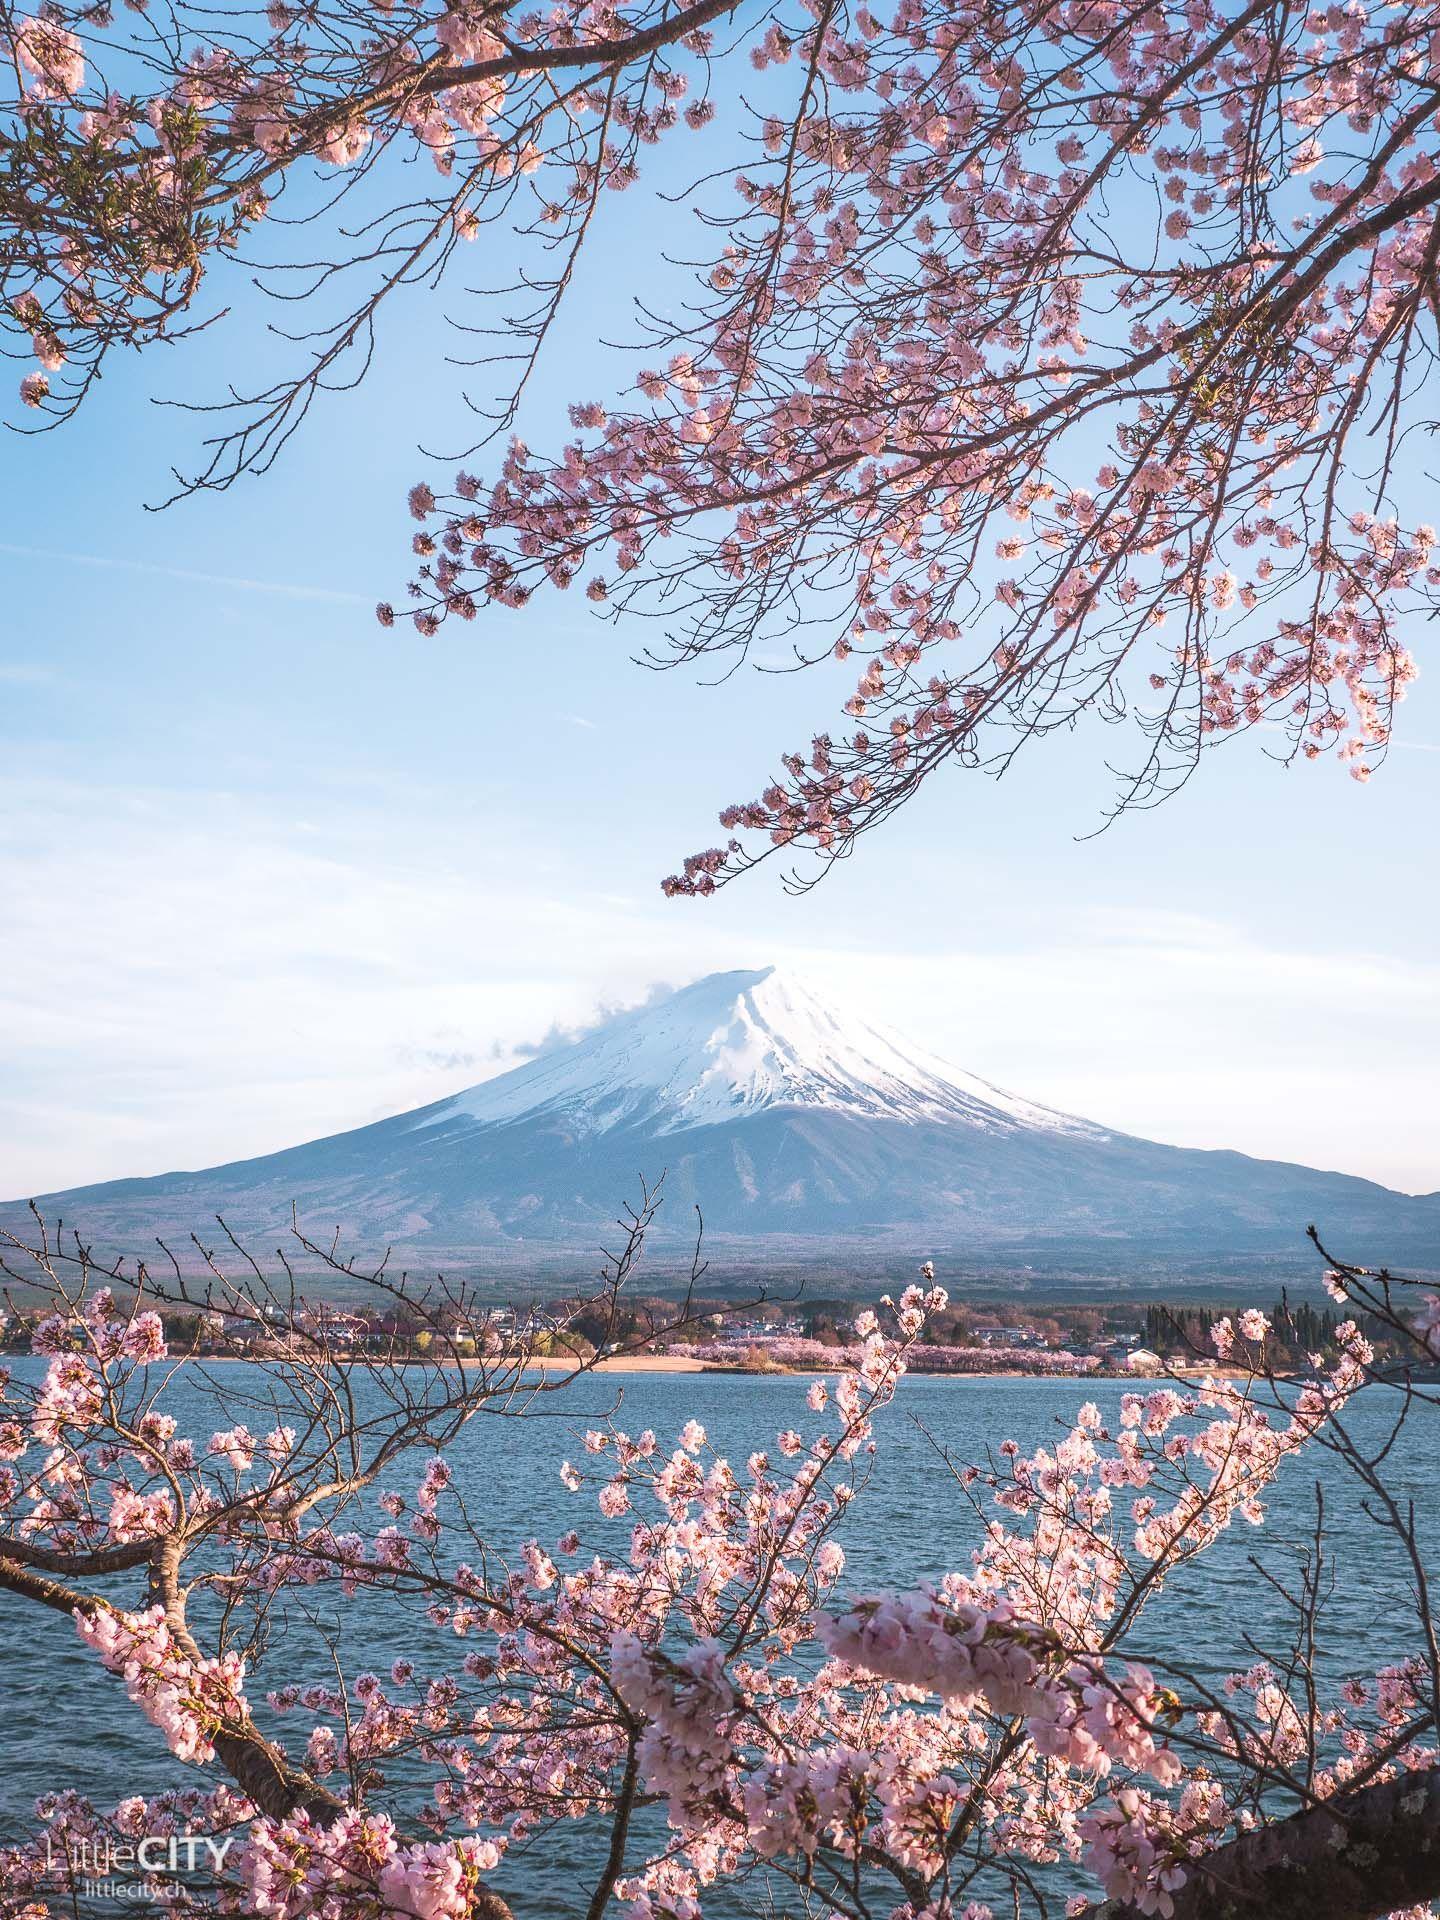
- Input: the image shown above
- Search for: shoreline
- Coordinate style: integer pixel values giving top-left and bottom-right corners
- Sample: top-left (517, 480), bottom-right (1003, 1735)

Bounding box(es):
top-left (521, 1360), bottom-right (1252, 1381)
top-left (0, 1349), bottom-right (1256, 1382)
top-left (222, 1353), bottom-right (1251, 1382)
top-left (444, 1354), bottom-right (1256, 1381)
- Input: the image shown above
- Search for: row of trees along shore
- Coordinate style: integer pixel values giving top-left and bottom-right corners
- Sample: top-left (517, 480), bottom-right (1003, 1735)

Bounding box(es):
top-left (0, 1291), bottom-right (1420, 1377)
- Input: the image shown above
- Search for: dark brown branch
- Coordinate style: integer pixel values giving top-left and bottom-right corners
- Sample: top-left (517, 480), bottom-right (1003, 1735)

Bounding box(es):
top-left (1094, 1766), bottom-right (1440, 1920)
top-left (0, 1552), bottom-right (94, 1615)
top-left (0, 1534), bottom-right (159, 1576)
top-left (421, 0), bottom-right (740, 94)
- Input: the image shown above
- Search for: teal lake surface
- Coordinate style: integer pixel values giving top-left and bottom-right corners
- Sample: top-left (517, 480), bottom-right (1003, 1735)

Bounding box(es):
top-left (5, 1365), bottom-right (1435, 1915)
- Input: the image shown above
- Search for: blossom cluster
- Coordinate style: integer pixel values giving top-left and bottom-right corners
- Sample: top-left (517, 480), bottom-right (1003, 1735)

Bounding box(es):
top-left (236, 1807), bottom-right (502, 1920)
top-left (74, 1604), bottom-right (249, 1764)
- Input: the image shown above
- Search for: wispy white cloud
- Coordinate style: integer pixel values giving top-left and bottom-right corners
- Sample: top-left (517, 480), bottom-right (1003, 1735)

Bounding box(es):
top-left (0, 542), bottom-right (369, 607)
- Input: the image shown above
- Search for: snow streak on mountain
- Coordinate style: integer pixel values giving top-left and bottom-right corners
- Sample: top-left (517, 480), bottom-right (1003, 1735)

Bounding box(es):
top-left (413, 968), bottom-right (1105, 1140)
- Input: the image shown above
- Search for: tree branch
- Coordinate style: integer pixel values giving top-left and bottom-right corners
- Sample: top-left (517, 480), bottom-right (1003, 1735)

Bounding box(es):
top-left (421, 0), bottom-right (741, 94)
top-left (1095, 1767), bottom-right (1440, 1920)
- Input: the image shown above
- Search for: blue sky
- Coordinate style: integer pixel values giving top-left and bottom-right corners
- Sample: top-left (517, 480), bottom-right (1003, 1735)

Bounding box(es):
top-left (4, 155), bottom-right (1439, 1202)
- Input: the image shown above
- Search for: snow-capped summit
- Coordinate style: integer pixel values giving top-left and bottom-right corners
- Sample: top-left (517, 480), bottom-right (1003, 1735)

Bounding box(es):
top-left (415, 966), bottom-right (1104, 1139)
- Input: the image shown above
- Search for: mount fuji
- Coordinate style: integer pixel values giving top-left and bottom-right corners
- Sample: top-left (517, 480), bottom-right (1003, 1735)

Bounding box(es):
top-left (8, 968), bottom-right (1438, 1291)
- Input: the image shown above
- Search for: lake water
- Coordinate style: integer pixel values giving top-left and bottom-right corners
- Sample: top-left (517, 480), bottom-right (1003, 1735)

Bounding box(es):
top-left (5, 1366), bottom-right (1436, 1916)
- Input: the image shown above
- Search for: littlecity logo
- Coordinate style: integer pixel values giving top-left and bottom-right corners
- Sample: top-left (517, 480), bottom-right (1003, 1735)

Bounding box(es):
top-left (46, 1831), bottom-right (236, 1900)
